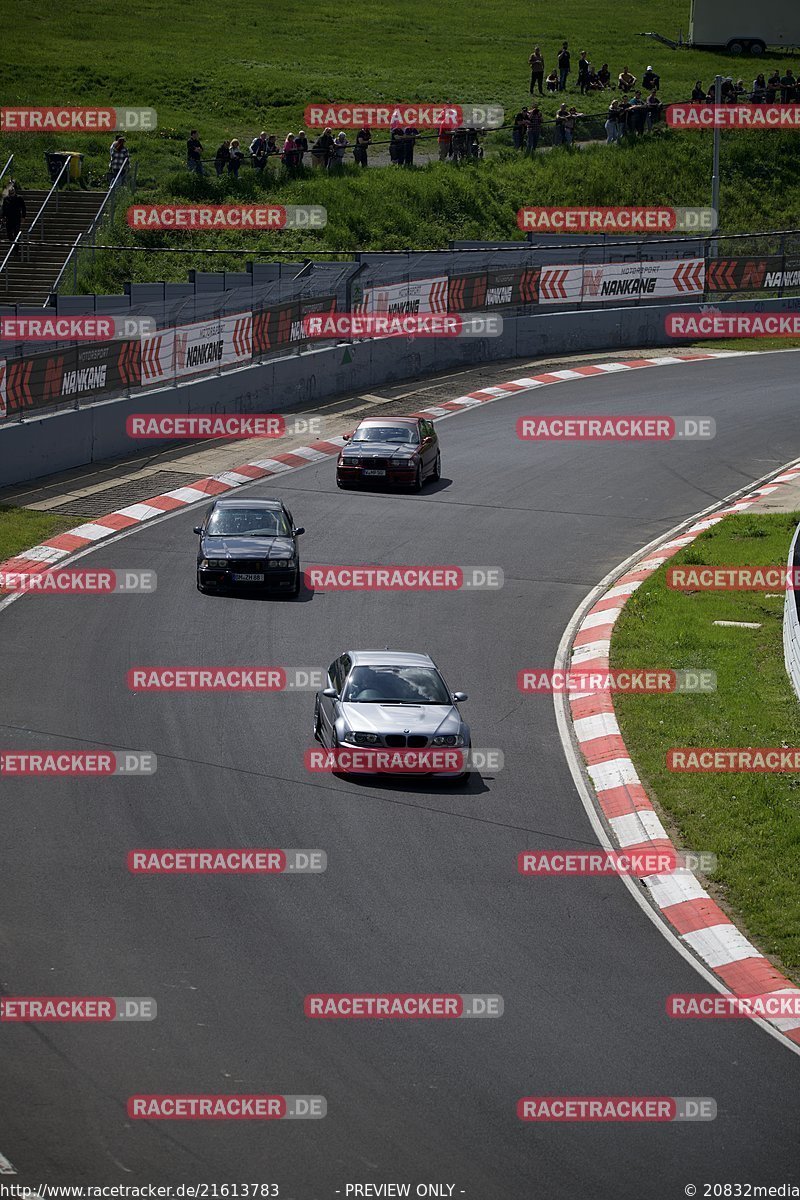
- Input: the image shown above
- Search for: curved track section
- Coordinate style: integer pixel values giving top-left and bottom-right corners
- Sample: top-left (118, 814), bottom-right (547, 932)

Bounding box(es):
top-left (1, 353), bottom-right (799, 1195)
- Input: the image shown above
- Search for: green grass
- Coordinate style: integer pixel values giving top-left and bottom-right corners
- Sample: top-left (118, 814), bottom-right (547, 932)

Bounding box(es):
top-left (3, 0), bottom-right (800, 293)
top-left (0, 506), bottom-right (76, 564)
top-left (692, 340), bottom-right (800, 352)
top-left (612, 512), bottom-right (800, 978)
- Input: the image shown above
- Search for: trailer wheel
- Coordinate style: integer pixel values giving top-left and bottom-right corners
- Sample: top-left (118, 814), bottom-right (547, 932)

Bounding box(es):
top-left (727, 40), bottom-right (745, 54)
top-left (749, 41), bottom-right (765, 55)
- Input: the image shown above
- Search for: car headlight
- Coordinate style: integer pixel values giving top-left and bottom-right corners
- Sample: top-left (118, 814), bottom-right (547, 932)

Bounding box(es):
top-left (432, 734), bottom-right (464, 746)
top-left (343, 731), bottom-right (380, 745)
top-left (269, 559), bottom-right (290, 568)
top-left (391, 454), bottom-right (417, 466)
top-left (341, 455), bottom-right (358, 463)
top-left (201, 559), bottom-right (228, 569)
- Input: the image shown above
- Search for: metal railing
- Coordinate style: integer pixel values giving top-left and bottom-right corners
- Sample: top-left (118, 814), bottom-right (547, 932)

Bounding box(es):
top-left (0, 154), bottom-right (14, 185)
top-left (49, 159), bottom-right (138, 300)
top-left (0, 155), bottom-right (71, 292)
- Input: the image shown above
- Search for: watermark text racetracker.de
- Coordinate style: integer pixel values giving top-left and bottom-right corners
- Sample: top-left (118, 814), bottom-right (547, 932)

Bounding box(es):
top-left (305, 747), bottom-right (503, 774)
top-left (127, 1095), bottom-right (326, 1120)
top-left (0, 316), bottom-right (155, 343)
top-left (0, 751), bottom-right (156, 776)
top-left (303, 103), bottom-right (504, 129)
top-left (518, 849), bottom-right (718, 875)
top-left (128, 849), bottom-right (326, 873)
top-left (303, 565), bottom-right (503, 591)
top-left (304, 993), bottom-right (503, 1017)
top-left (1, 997), bottom-right (156, 1021)
top-left (667, 313), bottom-right (800, 339)
top-left (517, 206), bottom-right (717, 234)
top-left (127, 667), bottom-right (325, 692)
top-left (517, 415), bottom-right (715, 441)
top-left (0, 106), bottom-right (157, 131)
top-left (668, 565), bottom-right (800, 591)
top-left (518, 668), bottom-right (716, 694)
top-left (302, 313), bottom-right (503, 339)
top-left (125, 414), bottom-right (326, 439)
top-left (517, 1096), bottom-right (717, 1122)
top-left (0, 570), bottom-right (156, 596)
top-left (127, 205), bottom-right (326, 230)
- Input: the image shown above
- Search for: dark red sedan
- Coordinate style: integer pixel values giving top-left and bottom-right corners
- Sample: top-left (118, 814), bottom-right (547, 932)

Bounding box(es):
top-left (336, 416), bottom-right (441, 491)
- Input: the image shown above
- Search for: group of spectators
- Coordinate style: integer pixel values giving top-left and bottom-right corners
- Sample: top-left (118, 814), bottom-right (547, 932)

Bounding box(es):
top-left (527, 42), bottom-right (662, 97)
top-left (690, 69), bottom-right (799, 102)
top-left (180, 120), bottom-right (483, 175)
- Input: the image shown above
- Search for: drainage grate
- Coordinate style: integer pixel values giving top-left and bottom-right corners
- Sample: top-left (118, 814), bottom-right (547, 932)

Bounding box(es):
top-left (45, 471), bottom-right (204, 519)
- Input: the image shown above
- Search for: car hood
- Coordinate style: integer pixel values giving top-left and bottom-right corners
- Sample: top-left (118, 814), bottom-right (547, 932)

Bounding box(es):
top-left (200, 535), bottom-right (295, 559)
top-left (338, 702), bottom-right (461, 736)
top-left (341, 441), bottom-right (419, 459)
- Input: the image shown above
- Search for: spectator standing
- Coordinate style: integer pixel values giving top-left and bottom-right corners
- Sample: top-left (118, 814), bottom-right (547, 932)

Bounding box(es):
top-left (526, 104), bottom-right (542, 153)
top-left (645, 90), bottom-right (661, 129)
top-left (437, 120), bottom-right (452, 160)
top-left (451, 126), bottom-right (468, 161)
top-left (2, 182), bottom-right (26, 251)
top-left (250, 131), bottom-right (269, 171)
top-left (529, 46), bottom-right (545, 94)
top-left (691, 79), bottom-right (704, 101)
top-left (187, 129), bottom-right (204, 175)
top-left (213, 139), bottom-right (230, 176)
top-left (752, 74), bottom-right (766, 102)
top-left (564, 106), bottom-right (582, 146)
top-left (281, 133), bottom-right (300, 170)
top-left (766, 70), bottom-right (780, 102)
top-left (781, 68), bottom-right (797, 102)
top-left (311, 128), bottom-right (334, 168)
top-left (557, 42), bottom-right (571, 91)
top-left (577, 51), bottom-right (591, 94)
top-left (554, 103), bottom-right (568, 145)
top-left (642, 65), bottom-right (660, 91)
top-left (512, 106), bottom-right (528, 150)
top-left (618, 67), bottom-right (636, 92)
top-left (629, 92), bottom-right (646, 135)
top-left (402, 124), bottom-right (419, 166)
top-left (389, 125), bottom-right (404, 164)
top-left (108, 136), bottom-right (129, 185)
top-left (266, 134), bottom-right (279, 160)
top-left (354, 126), bottom-right (371, 166)
top-left (330, 131), bottom-right (348, 169)
top-left (605, 100), bottom-right (621, 143)
top-left (618, 96), bottom-right (633, 134)
top-left (228, 139), bottom-right (244, 177)
top-left (295, 130), bottom-right (309, 165)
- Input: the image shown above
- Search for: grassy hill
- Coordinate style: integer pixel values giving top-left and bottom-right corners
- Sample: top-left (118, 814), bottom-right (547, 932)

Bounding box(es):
top-left (3, 0), bottom-right (799, 291)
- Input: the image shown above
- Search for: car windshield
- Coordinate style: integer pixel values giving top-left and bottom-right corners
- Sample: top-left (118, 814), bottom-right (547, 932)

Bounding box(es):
top-left (351, 425), bottom-right (419, 444)
top-left (342, 665), bottom-right (451, 704)
top-left (206, 508), bottom-right (290, 537)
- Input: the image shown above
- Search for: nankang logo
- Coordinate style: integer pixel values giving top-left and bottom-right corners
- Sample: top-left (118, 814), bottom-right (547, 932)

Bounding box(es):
top-left (61, 365), bottom-right (107, 394)
top-left (185, 340), bottom-right (223, 367)
top-left (486, 286), bottom-right (512, 305)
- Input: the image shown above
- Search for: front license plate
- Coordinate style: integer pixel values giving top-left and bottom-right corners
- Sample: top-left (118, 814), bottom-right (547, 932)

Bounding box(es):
top-left (363, 469), bottom-right (386, 477)
top-left (232, 573), bottom-right (265, 582)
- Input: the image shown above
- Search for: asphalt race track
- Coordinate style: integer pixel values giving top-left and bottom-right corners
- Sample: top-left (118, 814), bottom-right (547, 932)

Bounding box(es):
top-left (1, 352), bottom-right (799, 1197)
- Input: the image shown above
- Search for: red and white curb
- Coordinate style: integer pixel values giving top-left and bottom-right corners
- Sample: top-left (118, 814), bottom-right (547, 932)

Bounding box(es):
top-left (0, 352), bottom-right (739, 579)
top-left (567, 461), bottom-right (800, 1050)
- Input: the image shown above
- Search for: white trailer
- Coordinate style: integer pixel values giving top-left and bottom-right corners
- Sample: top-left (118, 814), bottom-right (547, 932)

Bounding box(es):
top-left (689, 0), bottom-right (800, 54)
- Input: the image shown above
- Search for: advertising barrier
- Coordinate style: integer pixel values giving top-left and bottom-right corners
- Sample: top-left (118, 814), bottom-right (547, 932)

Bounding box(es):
top-left (4, 340), bottom-right (141, 417)
top-left (355, 277), bottom-right (449, 316)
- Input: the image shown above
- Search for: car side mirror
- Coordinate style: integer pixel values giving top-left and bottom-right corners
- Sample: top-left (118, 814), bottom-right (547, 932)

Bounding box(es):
top-left (193, 525), bottom-right (203, 535)
top-left (293, 527), bottom-right (305, 536)
top-left (322, 687), bottom-right (338, 698)
top-left (452, 691), bottom-right (468, 702)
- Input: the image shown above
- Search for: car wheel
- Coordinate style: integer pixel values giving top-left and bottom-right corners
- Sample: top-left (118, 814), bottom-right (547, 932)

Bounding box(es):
top-left (432, 452), bottom-right (441, 482)
top-left (411, 463), bottom-right (423, 492)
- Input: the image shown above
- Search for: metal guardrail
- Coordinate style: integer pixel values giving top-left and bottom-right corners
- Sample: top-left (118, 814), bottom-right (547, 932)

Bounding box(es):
top-left (49, 160), bottom-right (138, 301)
top-left (0, 154), bottom-right (14, 185)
